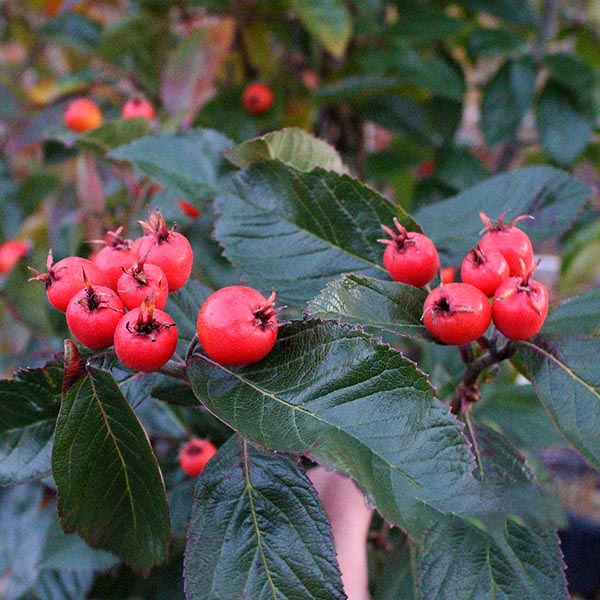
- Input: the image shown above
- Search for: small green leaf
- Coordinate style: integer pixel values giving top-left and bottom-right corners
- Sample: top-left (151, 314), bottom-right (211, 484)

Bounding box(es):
top-left (290, 0), bottom-right (352, 58)
top-left (188, 320), bottom-right (477, 536)
top-left (307, 274), bottom-right (428, 338)
top-left (109, 129), bottom-right (235, 207)
top-left (481, 56), bottom-right (536, 146)
top-left (184, 435), bottom-right (346, 600)
top-left (223, 128), bottom-right (346, 174)
top-left (215, 162), bottom-right (418, 307)
top-left (537, 83), bottom-right (595, 167)
top-left (0, 378), bottom-right (59, 484)
top-left (415, 167), bottom-right (590, 267)
top-left (52, 366), bottom-right (170, 573)
top-left (520, 335), bottom-right (600, 473)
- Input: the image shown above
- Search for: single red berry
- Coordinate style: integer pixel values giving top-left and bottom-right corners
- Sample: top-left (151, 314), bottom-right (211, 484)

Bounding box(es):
top-left (66, 274), bottom-right (124, 350)
top-left (379, 218), bottom-right (439, 287)
top-left (117, 254), bottom-right (169, 311)
top-left (479, 212), bottom-right (534, 277)
top-left (114, 298), bottom-right (178, 372)
top-left (177, 200), bottom-right (202, 219)
top-left (460, 245), bottom-right (510, 297)
top-left (63, 98), bottom-right (102, 133)
top-left (423, 283), bottom-right (492, 345)
top-left (29, 251), bottom-right (109, 312)
top-left (441, 266), bottom-right (455, 284)
top-left (0, 239), bottom-right (28, 274)
top-left (122, 95), bottom-right (155, 120)
top-left (178, 438), bottom-right (217, 477)
top-left (135, 209), bottom-right (193, 292)
top-left (91, 227), bottom-right (137, 290)
top-left (492, 264), bottom-right (549, 340)
top-left (415, 159), bottom-right (435, 179)
top-left (241, 82), bottom-right (274, 115)
top-left (196, 286), bottom-right (281, 366)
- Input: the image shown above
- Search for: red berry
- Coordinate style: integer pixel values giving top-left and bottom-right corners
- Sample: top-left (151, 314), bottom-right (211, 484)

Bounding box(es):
top-left (92, 227), bottom-right (137, 290)
top-left (241, 82), bottom-right (274, 115)
top-left (460, 245), bottom-right (510, 297)
top-left (423, 283), bottom-right (492, 345)
top-left (178, 438), bottom-right (217, 477)
top-left (196, 286), bottom-right (280, 366)
top-left (441, 266), bottom-right (455, 284)
top-left (135, 209), bottom-right (193, 292)
top-left (63, 98), bottom-right (102, 133)
top-left (379, 218), bottom-right (439, 287)
top-left (117, 256), bottom-right (169, 311)
top-left (0, 239), bottom-right (28, 274)
top-left (122, 96), bottom-right (155, 120)
top-left (492, 266), bottom-right (549, 340)
top-left (177, 200), bottom-right (202, 219)
top-left (114, 299), bottom-right (178, 372)
top-left (66, 277), bottom-right (124, 350)
top-left (416, 159), bottom-right (435, 179)
top-left (29, 251), bottom-right (109, 312)
top-left (479, 212), bottom-right (534, 277)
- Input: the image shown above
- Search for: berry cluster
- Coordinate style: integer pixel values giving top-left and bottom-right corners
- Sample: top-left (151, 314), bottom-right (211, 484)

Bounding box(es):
top-left (30, 210), bottom-right (190, 372)
top-left (380, 212), bottom-right (549, 345)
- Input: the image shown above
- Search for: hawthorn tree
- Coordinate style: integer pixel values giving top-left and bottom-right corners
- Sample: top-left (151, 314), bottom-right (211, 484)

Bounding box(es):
top-left (1, 1), bottom-right (600, 600)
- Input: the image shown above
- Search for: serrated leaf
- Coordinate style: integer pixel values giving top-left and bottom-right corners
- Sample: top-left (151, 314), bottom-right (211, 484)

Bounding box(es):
top-left (307, 273), bottom-right (427, 338)
top-left (161, 18), bottom-right (235, 124)
top-left (215, 162), bottom-right (419, 307)
top-left (542, 285), bottom-right (600, 336)
top-left (537, 83), bottom-right (596, 167)
top-left (520, 335), bottom-right (600, 473)
top-left (223, 128), bottom-right (347, 174)
top-left (184, 435), bottom-right (346, 600)
top-left (417, 425), bottom-right (567, 600)
top-left (52, 366), bottom-right (170, 572)
top-left (481, 56), bottom-right (536, 146)
top-left (290, 0), bottom-right (352, 58)
top-left (0, 379), bottom-right (59, 484)
top-left (415, 166), bottom-right (590, 266)
top-left (188, 319), bottom-right (477, 535)
top-left (109, 129), bottom-right (235, 207)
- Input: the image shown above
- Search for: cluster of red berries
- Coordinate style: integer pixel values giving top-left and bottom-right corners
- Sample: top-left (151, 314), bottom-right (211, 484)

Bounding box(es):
top-left (380, 212), bottom-right (549, 345)
top-left (63, 95), bottom-right (155, 133)
top-left (30, 210), bottom-right (192, 372)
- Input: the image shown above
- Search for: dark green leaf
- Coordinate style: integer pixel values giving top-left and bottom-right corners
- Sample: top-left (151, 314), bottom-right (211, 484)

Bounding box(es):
top-left (188, 320), bottom-right (477, 535)
top-left (481, 56), bottom-right (536, 146)
top-left (166, 278), bottom-right (213, 344)
top-left (215, 162), bottom-right (418, 307)
top-left (392, 4), bottom-right (463, 41)
top-left (223, 128), bottom-right (346, 174)
top-left (315, 75), bottom-right (403, 103)
top-left (544, 53), bottom-right (596, 97)
top-left (520, 335), bottom-right (600, 473)
top-left (466, 28), bottom-right (526, 59)
top-left (415, 167), bottom-right (590, 266)
top-left (52, 367), bottom-right (170, 572)
top-left (417, 425), bottom-right (567, 600)
top-left (307, 274), bottom-right (428, 338)
top-left (0, 379), bottom-right (59, 484)
top-left (290, 0), bottom-right (352, 58)
top-left (78, 118), bottom-right (153, 153)
top-left (433, 145), bottom-right (490, 191)
top-left (537, 83), bottom-right (596, 167)
top-left (109, 129), bottom-right (235, 208)
top-left (184, 435), bottom-right (346, 599)
top-left (41, 13), bottom-right (102, 50)
top-left (543, 285), bottom-right (600, 336)
top-left (371, 531), bottom-right (416, 600)
top-left (462, 0), bottom-right (539, 27)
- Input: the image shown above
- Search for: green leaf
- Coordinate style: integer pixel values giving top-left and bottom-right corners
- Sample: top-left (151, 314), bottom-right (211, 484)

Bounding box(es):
top-left (52, 366), bottom-right (170, 572)
top-left (290, 0), bottom-right (352, 58)
top-left (307, 274), bottom-right (428, 338)
top-left (215, 162), bottom-right (419, 307)
top-left (184, 435), bottom-right (346, 600)
top-left (544, 53), bottom-right (596, 98)
top-left (417, 424), bottom-right (567, 600)
top-left (223, 128), bottom-right (346, 174)
top-left (392, 4), bottom-right (463, 41)
top-left (433, 145), bottom-right (490, 191)
top-left (520, 335), bottom-right (600, 473)
top-left (536, 83), bottom-right (596, 167)
top-left (481, 56), bottom-right (536, 146)
top-left (78, 118), bottom-right (153, 153)
top-left (462, 0), bottom-right (539, 27)
top-left (0, 378), bottom-right (59, 484)
top-left (160, 18), bottom-right (234, 120)
top-left (109, 129), bottom-right (235, 208)
top-left (543, 285), bottom-right (600, 336)
top-left (188, 320), bottom-right (477, 535)
top-left (166, 278), bottom-right (213, 344)
top-left (415, 166), bottom-right (590, 267)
